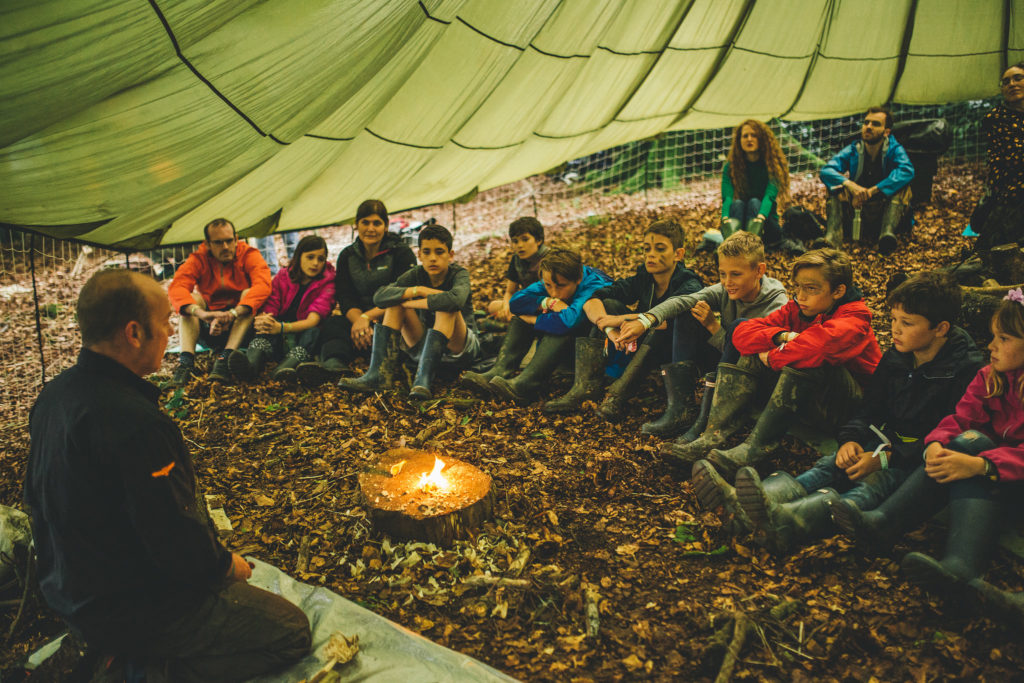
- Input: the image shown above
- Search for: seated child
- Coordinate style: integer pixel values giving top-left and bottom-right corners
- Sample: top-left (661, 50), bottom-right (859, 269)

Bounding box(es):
top-left (543, 220), bottom-right (703, 415)
top-left (691, 271), bottom-right (983, 552)
top-left (833, 293), bottom-right (1024, 595)
top-left (483, 248), bottom-right (611, 404)
top-left (666, 248), bottom-right (882, 478)
top-left (338, 224), bottom-right (479, 399)
top-left (618, 232), bottom-right (788, 436)
top-left (229, 235), bottom-right (335, 382)
top-left (485, 217), bottom-right (549, 322)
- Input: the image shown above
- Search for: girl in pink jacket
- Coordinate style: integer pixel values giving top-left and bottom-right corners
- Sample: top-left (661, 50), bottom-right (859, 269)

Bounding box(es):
top-left (834, 292), bottom-right (1024, 597)
top-left (229, 235), bottom-right (335, 382)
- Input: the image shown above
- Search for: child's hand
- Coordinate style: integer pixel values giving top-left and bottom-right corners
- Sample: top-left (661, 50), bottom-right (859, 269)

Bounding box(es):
top-left (924, 441), bottom-right (945, 463)
top-left (690, 302), bottom-right (721, 335)
top-left (351, 318), bottom-right (373, 350)
top-left (845, 449), bottom-right (883, 481)
top-left (594, 314), bottom-right (626, 330)
top-left (835, 441), bottom-right (864, 469)
top-left (496, 301), bottom-right (513, 322)
top-left (617, 319), bottom-right (646, 344)
top-left (925, 450), bottom-right (986, 484)
top-left (254, 313), bottom-right (277, 334)
top-left (548, 299), bottom-right (568, 313)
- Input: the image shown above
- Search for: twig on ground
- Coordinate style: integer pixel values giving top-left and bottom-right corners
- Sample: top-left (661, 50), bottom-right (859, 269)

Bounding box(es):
top-left (584, 585), bottom-right (601, 638)
top-left (296, 535), bottom-right (311, 574)
top-left (462, 575), bottom-right (530, 589)
top-left (714, 610), bottom-right (749, 683)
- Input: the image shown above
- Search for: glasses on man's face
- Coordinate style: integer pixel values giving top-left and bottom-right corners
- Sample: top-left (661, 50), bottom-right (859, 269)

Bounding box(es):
top-left (1001, 73), bottom-right (1024, 87)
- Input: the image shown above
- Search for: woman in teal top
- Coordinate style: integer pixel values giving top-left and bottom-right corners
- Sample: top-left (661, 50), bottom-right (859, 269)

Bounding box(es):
top-left (720, 120), bottom-right (791, 246)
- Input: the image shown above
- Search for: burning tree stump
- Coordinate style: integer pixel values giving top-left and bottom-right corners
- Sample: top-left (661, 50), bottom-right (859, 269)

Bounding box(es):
top-left (358, 448), bottom-right (494, 546)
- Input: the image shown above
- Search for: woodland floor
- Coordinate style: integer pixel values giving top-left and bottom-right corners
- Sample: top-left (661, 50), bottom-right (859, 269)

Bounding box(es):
top-left (3, 166), bottom-right (1024, 681)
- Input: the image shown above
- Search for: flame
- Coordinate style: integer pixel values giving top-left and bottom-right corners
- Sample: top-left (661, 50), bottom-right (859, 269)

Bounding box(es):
top-left (390, 460), bottom-right (406, 476)
top-left (417, 456), bottom-right (451, 492)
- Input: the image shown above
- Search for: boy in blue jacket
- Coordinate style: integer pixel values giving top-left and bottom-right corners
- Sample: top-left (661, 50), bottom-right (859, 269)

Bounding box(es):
top-left (487, 248), bottom-right (611, 404)
top-left (819, 106), bottom-right (914, 255)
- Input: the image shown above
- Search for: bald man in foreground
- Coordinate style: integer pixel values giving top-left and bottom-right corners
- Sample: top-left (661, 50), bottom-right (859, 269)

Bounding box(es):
top-left (24, 270), bottom-right (309, 681)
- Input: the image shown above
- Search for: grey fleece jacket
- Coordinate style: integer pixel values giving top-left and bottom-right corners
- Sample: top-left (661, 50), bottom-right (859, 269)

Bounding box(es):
top-left (646, 275), bottom-right (789, 350)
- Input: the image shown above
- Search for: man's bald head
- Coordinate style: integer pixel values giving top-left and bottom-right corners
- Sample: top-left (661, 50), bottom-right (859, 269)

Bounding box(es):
top-left (77, 270), bottom-right (163, 346)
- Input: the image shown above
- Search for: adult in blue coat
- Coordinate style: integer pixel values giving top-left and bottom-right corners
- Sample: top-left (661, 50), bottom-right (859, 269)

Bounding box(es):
top-left (820, 107), bottom-right (915, 255)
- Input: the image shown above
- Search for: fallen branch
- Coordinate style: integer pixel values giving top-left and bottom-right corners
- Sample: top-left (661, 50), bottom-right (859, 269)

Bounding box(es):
top-left (714, 611), bottom-right (749, 683)
top-left (584, 585), bottom-right (601, 638)
top-left (962, 283), bottom-right (1024, 296)
top-left (296, 535), bottom-right (311, 574)
top-left (240, 428), bottom-right (286, 447)
top-left (462, 575), bottom-right (530, 589)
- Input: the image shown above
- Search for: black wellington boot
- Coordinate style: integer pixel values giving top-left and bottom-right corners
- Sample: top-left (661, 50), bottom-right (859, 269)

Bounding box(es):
top-left (677, 372), bottom-right (716, 444)
top-left (902, 495), bottom-right (999, 592)
top-left (461, 317), bottom-right (534, 396)
top-left (706, 366), bottom-right (815, 480)
top-left (229, 338), bottom-right (270, 382)
top-left (660, 362), bottom-right (759, 470)
top-left (877, 200), bottom-right (905, 255)
top-left (831, 466), bottom-right (947, 554)
top-left (543, 337), bottom-right (605, 413)
top-left (735, 467), bottom-right (808, 533)
top-left (409, 328), bottom-right (449, 400)
top-left (338, 325), bottom-right (397, 393)
top-left (598, 343), bottom-right (654, 420)
top-left (756, 488), bottom-right (841, 554)
top-left (820, 194), bottom-right (845, 248)
top-left (490, 334), bottom-right (572, 405)
top-left (691, 459), bottom-right (752, 535)
top-left (969, 578), bottom-right (1024, 628)
top-left (271, 346), bottom-right (310, 383)
top-left (641, 361), bottom-right (699, 437)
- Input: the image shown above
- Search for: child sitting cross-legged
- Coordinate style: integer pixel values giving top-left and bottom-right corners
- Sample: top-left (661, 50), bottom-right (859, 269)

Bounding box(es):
top-left (666, 248), bottom-right (882, 479)
top-left (338, 224), bottom-right (479, 400)
top-left (832, 292), bottom-right (1024, 598)
top-left (692, 271), bottom-right (983, 551)
top-left (542, 220), bottom-right (704, 415)
top-left (229, 235), bottom-right (335, 382)
top-left (482, 248), bottom-right (611, 404)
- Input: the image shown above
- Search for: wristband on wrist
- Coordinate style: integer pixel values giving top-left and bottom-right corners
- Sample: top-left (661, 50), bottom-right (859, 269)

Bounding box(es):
top-left (360, 313), bottom-right (370, 321)
top-left (604, 326), bottom-right (616, 336)
top-left (189, 304), bottom-right (199, 316)
top-left (230, 308), bottom-right (239, 319)
top-left (412, 286), bottom-right (419, 298)
top-left (279, 321), bottom-right (285, 334)
top-left (638, 313), bottom-right (654, 330)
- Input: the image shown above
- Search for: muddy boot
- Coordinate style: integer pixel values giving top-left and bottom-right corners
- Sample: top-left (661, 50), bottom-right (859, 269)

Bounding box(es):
top-left (461, 317), bottom-right (534, 396)
top-left (902, 494), bottom-right (999, 592)
top-left (735, 468), bottom-right (807, 535)
top-left (641, 361), bottom-right (698, 437)
top-left (677, 372), bottom-right (716, 443)
top-left (409, 329), bottom-right (448, 400)
top-left (338, 325), bottom-right (397, 393)
top-left (490, 334), bottom-right (572, 405)
top-left (831, 466), bottom-right (946, 554)
top-left (209, 353), bottom-right (232, 383)
top-left (543, 337), bottom-right (605, 413)
top-left (228, 337), bottom-right (270, 382)
top-left (820, 194), bottom-right (845, 248)
top-left (692, 459), bottom-right (751, 535)
top-left (296, 357), bottom-right (346, 387)
top-left (706, 366), bottom-right (815, 480)
top-left (721, 217), bottom-right (742, 239)
top-left (969, 579), bottom-right (1024, 628)
top-left (660, 362), bottom-right (759, 470)
top-left (598, 344), bottom-right (653, 420)
top-left (754, 488), bottom-right (840, 554)
top-left (877, 200), bottom-right (905, 255)
top-left (272, 346), bottom-right (309, 383)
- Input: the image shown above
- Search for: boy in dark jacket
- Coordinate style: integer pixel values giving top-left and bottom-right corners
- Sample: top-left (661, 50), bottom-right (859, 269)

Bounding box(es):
top-left (339, 224), bottom-right (478, 400)
top-left (693, 272), bottom-right (984, 551)
top-left (543, 220), bottom-right (703, 415)
top-left (485, 217), bottom-right (549, 322)
top-left (483, 248), bottom-right (611, 404)
top-left (668, 248), bottom-right (882, 477)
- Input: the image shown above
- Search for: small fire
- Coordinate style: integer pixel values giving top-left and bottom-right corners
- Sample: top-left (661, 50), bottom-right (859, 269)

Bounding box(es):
top-left (417, 456), bottom-right (451, 492)
top-left (390, 460), bottom-right (406, 476)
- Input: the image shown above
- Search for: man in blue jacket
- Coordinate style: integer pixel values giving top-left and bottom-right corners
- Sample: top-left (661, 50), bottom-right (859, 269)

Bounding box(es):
top-left (820, 107), bottom-right (915, 255)
top-left (488, 248), bottom-right (611, 404)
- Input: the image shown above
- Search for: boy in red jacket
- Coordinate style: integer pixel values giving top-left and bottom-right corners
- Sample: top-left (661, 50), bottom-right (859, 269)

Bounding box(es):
top-left (666, 248), bottom-right (881, 478)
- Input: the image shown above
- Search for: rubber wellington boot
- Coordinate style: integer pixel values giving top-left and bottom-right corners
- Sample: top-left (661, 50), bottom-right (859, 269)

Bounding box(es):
top-left (338, 325), bottom-right (397, 393)
top-left (677, 372), bottom-right (716, 443)
top-left (722, 217), bottom-right (742, 239)
top-left (660, 362), bottom-right (759, 469)
top-left (734, 468), bottom-right (807, 533)
top-left (877, 201), bottom-right (905, 255)
top-left (490, 334), bottom-right (572, 405)
top-left (641, 361), bottom-right (699, 437)
top-left (409, 329), bottom-right (449, 400)
top-left (706, 366), bottom-right (815, 480)
top-left (831, 466), bottom-right (946, 554)
top-left (543, 337), bottom-right (605, 413)
top-left (821, 194), bottom-right (845, 248)
top-left (229, 338), bottom-right (270, 382)
top-left (755, 488), bottom-right (841, 554)
top-left (598, 343), bottom-right (653, 419)
top-left (969, 578), bottom-right (1024, 628)
top-left (461, 317), bottom-right (534, 395)
top-left (691, 459), bottom-right (752, 535)
top-left (271, 346), bottom-right (309, 383)
top-left (902, 494), bottom-right (999, 592)
top-left (296, 357), bottom-right (346, 387)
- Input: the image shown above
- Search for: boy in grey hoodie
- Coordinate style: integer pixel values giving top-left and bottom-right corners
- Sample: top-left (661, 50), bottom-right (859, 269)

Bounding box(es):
top-left (618, 232), bottom-right (788, 439)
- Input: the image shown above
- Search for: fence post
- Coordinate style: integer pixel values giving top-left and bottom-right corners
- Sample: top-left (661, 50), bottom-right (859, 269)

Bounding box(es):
top-left (29, 233), bottom-right (47, 386)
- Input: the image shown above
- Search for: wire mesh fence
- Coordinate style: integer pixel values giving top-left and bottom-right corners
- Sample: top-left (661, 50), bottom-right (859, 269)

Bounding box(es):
top-left (0, 99), bottom-right (996, 433)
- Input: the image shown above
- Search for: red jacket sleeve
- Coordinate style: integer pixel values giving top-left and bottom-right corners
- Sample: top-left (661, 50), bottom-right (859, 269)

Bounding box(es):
top-left (732, 302), bottom-right (798, 354)
top-left (765, 301), bottom-right (877, 371)
top-left (167, 253), bottom-right (203, 313)
top-left (238, 249), bottom-right (272, 312)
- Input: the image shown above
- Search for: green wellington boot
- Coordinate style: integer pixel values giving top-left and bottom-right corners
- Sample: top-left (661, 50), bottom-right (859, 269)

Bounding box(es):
top-left (641, 361), bottom-right (699, 437)
top-left (489, 334), bottom-right (572, 405)
top-left (543, 337), bottom-right (605, 413)
top-left (691, 459), bottom-right (752, 535)
top-left (598, 343), bottom-right (654, 420)
top-left (338, 325), bottom-right (398, 393)
top-left (461, 317), bottom-right (534, 395)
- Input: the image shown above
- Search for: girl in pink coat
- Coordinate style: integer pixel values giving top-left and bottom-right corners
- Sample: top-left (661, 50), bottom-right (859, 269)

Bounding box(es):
top-left (229, 235), bottom-right (335, 382)
top-left (834, 292), bottom-right (1024, 598)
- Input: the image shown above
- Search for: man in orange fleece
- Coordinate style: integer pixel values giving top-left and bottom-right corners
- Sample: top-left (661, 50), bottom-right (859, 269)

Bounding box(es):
top-left (168, 218), bottom-right (271, 385)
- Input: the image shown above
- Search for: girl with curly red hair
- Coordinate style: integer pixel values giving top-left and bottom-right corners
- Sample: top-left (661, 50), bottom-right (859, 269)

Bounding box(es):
top-left (721, 120), bottom-right (792, 247)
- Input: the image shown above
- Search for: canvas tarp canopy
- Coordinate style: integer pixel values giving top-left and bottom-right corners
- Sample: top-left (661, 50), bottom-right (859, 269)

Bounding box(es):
top-left (2, 0), bottom-right (1021, 249)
